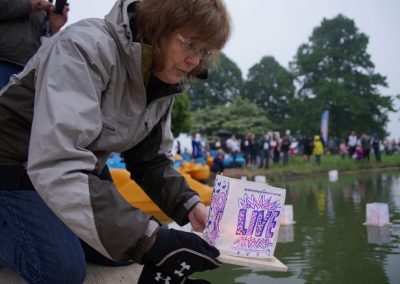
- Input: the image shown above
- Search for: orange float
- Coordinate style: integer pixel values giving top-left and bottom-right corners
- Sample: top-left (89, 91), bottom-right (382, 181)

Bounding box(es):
top-left (177, 162), bottom-right (210, 182)
top-left (110, 169), bottom-right (212, 223)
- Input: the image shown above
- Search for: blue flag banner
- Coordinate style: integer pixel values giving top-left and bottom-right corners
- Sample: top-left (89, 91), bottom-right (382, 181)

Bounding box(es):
top-left (320, 110), bottom-right (329, 146)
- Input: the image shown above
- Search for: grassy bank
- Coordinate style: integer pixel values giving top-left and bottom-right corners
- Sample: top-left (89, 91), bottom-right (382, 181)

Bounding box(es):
top-left (222, 154), bottom-right (400, 182)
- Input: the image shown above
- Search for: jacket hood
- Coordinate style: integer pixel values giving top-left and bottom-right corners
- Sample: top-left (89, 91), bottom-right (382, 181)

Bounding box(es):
top-left (104, 0), bottom-right (152, 84)
top-left (104, 0), bottom-right (137, 40)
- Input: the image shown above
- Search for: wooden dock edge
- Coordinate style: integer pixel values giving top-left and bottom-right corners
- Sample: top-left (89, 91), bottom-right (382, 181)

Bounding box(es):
top-left (0, 263), bottom-right (143, 284)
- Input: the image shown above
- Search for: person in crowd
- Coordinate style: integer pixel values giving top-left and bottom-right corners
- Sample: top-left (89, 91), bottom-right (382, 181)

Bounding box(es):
top-left (0, 0), bottom-right (231, 283)
top-left (271, 132), bottom-right (281, 164)
top-left (241, 133), bottom-right (251, 167)
top-left (281, 135), bottom-right (290, 165)
top-left (211, 149), bottom-right (225, 173)
top-left (339, 139), bottom-right (348, 159)
top-left (371, 133), bottom-right (382, 163)
top-left (360, 133), bottom-right (371, 161)
top-left (258, 132), bottom-right (270, 169)
top-left (313, 135), bottom-right (324, 165)
top-left (210, 136), bottom-right (222, 151)
top-left (176, 140), bottom-right (182, 155)
top-left (347, 131), bottom-right (358, 158)
top-left (355, 143), bottom-right (364, 161)
top-left (248, 133), bottom-right (258, 168)
top-left (328, 137), bottom-right (336, 154)
top-left (191, 132), bottom-right (203, 159)
top-left (383, 137), bottom-right (396, 156)
top-left (226, 134), bottom-right (240, 168)
top-left (0, 0), bottom-right (69, 88)
top-left (303, 135), bottom-right (313, 162)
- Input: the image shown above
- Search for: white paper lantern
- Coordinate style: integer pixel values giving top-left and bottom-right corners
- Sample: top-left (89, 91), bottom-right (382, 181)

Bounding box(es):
top-left (280, 205), bottom-right (296, 225)
top-left (254, 175), bottom-right (267, 183)
top-left (241, 176), bottom-right (248, 181)
top-left (277, 225), bottom-right (294, 243)
top-left (168, 222), bottom-right (192, 233)
top-left (328, 170), bottom-right (338, 182)
top-left (364, 203), bottom-right (391, 226)
top-left (205, 175), bottom-right (286, 258)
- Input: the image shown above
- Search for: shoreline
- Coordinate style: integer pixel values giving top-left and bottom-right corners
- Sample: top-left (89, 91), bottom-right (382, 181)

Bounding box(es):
top-left (216, 163), bottom-right (400, 183)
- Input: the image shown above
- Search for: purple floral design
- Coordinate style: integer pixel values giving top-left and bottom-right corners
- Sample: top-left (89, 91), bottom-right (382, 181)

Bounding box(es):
top-left (205, 177), bottom-right (229, 246)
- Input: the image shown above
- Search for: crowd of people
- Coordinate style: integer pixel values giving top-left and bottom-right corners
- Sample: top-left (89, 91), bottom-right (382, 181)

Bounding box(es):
top-left (179, 130), bottom-right (400, 172)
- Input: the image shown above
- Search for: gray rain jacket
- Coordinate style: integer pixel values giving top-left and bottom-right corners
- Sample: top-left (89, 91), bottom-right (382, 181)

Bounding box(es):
top-left (0, 0), bottom-right (200, 262)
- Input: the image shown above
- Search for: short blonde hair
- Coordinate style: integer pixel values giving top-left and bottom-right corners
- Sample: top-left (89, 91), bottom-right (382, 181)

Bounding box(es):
top-left (136, 0), bottom-right (231, 78)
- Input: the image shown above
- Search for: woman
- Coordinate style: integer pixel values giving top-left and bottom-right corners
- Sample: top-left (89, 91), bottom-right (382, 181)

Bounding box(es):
top-left (0, 0), bottom-right (231, 283)
top-left (313, 135), bottom-right (324, 165)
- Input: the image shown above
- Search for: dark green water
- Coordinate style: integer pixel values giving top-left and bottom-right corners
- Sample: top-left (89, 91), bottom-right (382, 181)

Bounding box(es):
top-left (196, 170), bottom-right (400, 284)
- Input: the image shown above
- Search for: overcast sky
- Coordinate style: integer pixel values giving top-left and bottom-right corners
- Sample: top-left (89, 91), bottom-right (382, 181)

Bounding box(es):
top-left (66, 0), bottom-right (400, 139)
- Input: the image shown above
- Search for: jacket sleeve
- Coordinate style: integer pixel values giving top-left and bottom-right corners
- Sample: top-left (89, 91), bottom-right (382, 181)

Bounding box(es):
top-left (27, 36), bottom-right (157, 262)
top-left (123, 111), bottom-right (201, 226)
top-left (0, 0), bottom-right (31, 21)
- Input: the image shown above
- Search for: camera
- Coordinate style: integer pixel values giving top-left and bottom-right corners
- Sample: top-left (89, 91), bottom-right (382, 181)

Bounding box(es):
top-left (54, 0), bottom-right (67, 14)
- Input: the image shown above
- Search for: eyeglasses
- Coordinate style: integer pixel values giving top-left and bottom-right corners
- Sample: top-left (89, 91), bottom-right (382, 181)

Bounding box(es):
top-left (175, 33), bottom-right (211, 59)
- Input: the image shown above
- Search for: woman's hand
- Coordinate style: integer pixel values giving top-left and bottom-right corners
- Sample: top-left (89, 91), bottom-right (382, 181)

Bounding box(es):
top-left (188, 202), bottom-right (208, 232)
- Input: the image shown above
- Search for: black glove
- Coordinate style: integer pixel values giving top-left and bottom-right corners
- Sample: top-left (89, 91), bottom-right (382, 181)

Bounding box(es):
top-left (138, 228), bottom-right (221, 284)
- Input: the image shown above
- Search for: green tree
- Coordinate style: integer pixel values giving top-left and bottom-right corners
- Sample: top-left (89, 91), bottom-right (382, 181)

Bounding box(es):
top-left (242, 56), bottom-right (295, 130)
top-left (191, 97), bottom-right (273, 137)
top-left (187, 53), bottom-right (243, 110)
top-left (171, 92), bottom-right (191, 137)
top-left (290, 14), bottom-right (394, 138)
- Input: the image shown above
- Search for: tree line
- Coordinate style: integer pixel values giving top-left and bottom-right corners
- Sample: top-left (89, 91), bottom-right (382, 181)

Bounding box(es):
top-left (172, 14), bottom-right (397, 140)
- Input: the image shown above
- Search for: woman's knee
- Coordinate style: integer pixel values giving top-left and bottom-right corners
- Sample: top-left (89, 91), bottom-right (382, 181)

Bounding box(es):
top-left (21, 248), bottom-right (87, 284)
top-left (33, 256), bottom-right (87, 284)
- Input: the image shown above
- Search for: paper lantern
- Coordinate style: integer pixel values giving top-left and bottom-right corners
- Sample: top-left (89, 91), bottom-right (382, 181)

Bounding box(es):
top-left (204, 175), bottom-right (286, 258)
top-left (168, 222), bottom-right (192, 233)
top-left (363, 203), bottom-right (391, 226)
top-left (328, 170), bottom-right (338, 182)
top-left (254, 175), bottom-right (267, 183)
top-left (278, 225), bottom-right (294, 243)
top-left (280, 205), bottom-right (296, 225)
top-left (241, 176), bottom-right (248, 181)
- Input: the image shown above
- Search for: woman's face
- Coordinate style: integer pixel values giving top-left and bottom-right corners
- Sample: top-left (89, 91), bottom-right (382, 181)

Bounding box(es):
top-left (154, 30), bottom-right (209, 84)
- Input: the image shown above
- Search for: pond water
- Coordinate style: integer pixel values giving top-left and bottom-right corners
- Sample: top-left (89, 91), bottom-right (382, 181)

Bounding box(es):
top-left (195, 170), bottom-right (400, 284)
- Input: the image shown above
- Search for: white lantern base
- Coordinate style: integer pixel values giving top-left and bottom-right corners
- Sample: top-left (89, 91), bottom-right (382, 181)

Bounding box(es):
top-left (363, 222), bottom-right (392, 226)
top-left (218, 254), bottom-right (288, 271)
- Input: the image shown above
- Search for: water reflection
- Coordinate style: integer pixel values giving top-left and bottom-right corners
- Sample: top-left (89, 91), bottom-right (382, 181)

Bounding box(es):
top-left (367, 226), bottom-right (390, 245)
top-left (196, 170), bottom-right (400, 284)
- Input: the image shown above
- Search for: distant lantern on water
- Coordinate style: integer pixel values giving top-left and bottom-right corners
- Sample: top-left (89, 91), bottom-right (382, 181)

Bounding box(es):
top-left (363, 203), bottom-right (391, 226)
top-left (328, 170), bottom-right (339, 182)
top-left (254, 175), bottom-right (267, 183)
top-left (280, 204), bottom-right (296, 225)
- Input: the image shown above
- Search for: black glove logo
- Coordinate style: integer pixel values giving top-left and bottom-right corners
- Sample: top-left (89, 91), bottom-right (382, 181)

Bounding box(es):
top-left (174, 262), bottom-right (191, 277)
top-left (154, 271), bottom-right (171, 283)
